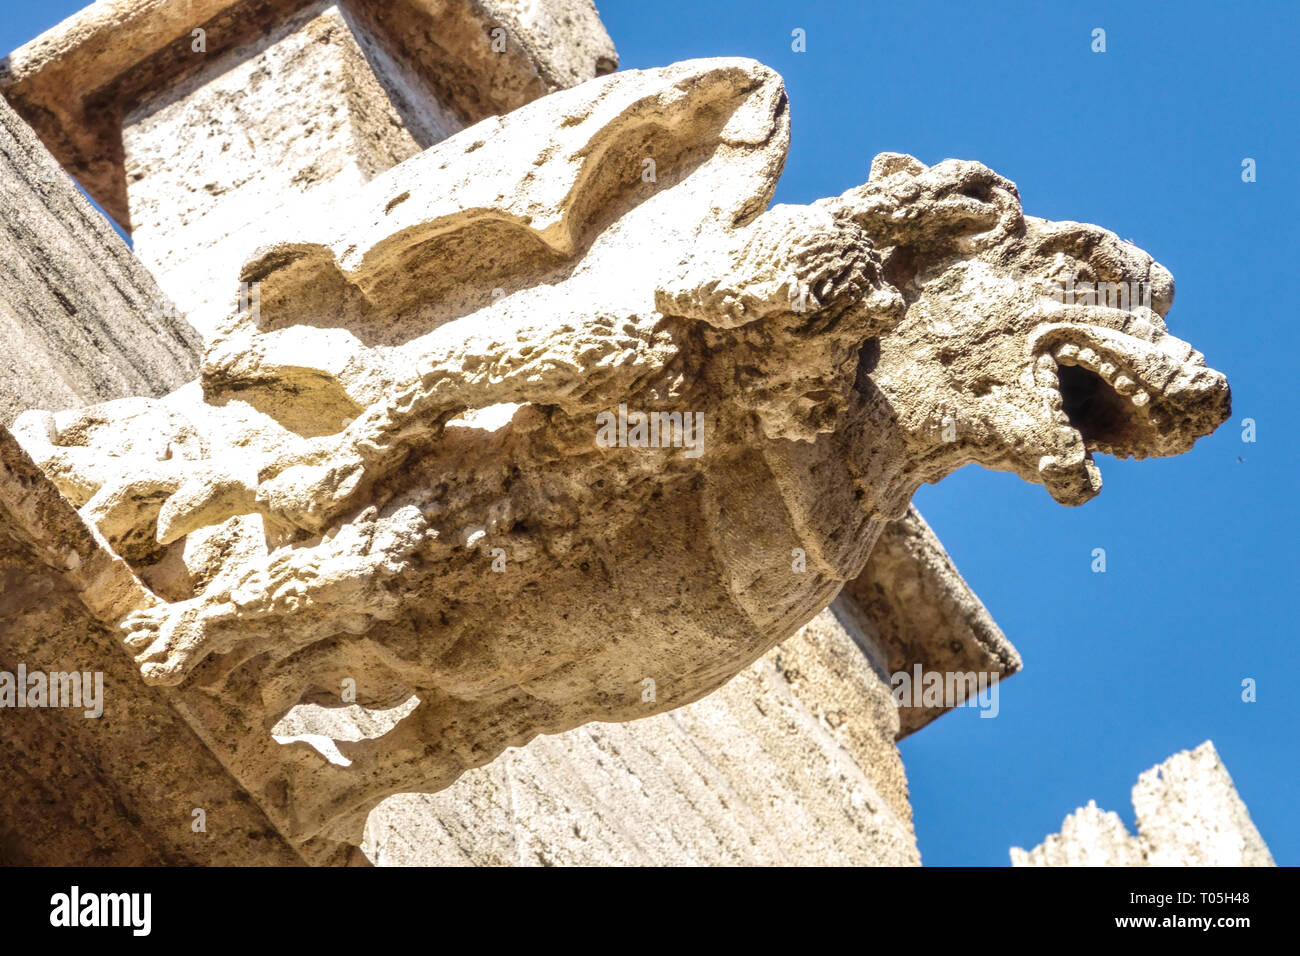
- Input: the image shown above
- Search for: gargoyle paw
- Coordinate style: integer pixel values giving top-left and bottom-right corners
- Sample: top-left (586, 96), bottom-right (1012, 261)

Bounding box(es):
top-left (121, 600), bottom-right (213, 687)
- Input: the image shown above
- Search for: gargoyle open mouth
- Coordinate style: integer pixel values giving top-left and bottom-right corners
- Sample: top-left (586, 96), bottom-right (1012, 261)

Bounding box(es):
top-left (1029, 308), bottom-right (1231, 504)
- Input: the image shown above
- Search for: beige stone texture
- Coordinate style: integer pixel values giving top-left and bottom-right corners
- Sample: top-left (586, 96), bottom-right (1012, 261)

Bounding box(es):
top-left (0, 94), bottom-right (200, 426)
top-left (122, 2), bottom-right (467, 339)
top-left (843, 505), bottom-right (1019, 737)
top-left (362, 602), bottom-right (918, 866)
top-left (0, 1), bottom-right (1033, 867)
top-left (4, 57), bottom-right (1230, 856)
top-left (0, 427), bottom-right (346, 865)
top-left (277, 507), bottom-right (1002, 865)
top-left (1012, 741), bottom-right (1274, 867)
top-left (0, 0), bottom-right (617, 230)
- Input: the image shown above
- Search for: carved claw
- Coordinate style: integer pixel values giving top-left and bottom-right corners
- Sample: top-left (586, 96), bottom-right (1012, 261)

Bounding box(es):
top-left (121, 600), bottom-right (218, 686)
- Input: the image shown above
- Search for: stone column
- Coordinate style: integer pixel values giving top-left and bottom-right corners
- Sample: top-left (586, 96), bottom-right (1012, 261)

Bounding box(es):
top-left (0, 95), bottom-right (200, 425)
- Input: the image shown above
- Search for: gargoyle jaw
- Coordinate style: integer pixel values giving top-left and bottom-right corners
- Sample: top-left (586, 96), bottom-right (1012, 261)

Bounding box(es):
top-left (1030, 317), bottom-right (1231, 505)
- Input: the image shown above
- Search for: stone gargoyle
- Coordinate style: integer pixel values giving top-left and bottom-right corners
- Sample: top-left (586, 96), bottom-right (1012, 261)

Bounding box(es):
top-left (10, 58), bottom-right (1229, 839)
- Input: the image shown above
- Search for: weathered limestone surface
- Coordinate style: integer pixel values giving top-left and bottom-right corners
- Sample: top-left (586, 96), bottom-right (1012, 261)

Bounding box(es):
top-left (1, 79), bottom-right (333, 865)
top-left (843, 507), bottom-right (1019, 737)
top-left (362, 602), bottom-right (919, 866)
top-left (6, 57), bottom-right (1230, 854)
top-left (1011, 742), bottom-right (1275, 867)
top-left (0, 417), bottom-right (981, 867)
top-left (0, 94), bottom-right (200, 426)
top-left (0, 428), bottom-right (321, 865)
top-left (277, 506), bottom-right (1007, 865)
top-left (0, 421), bottom-right (376, 866)
top-left (353, 508), bottom-right (1011, 866)
top-left (1, 1), bottom-right (1236, 869)
top-left (0, 2), bottom-right (1026, 867)
top-left (122, 1), bottom-right (468, 339)
top-left (0, 0), bottom-right (616, 231)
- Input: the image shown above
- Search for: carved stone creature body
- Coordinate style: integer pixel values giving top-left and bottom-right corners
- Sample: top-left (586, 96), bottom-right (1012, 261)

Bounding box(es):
top-left (12, 59), bottom-right (1229, 835)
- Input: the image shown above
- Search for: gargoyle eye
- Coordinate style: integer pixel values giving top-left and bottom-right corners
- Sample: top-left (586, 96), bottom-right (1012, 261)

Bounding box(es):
top-left (957, 183), bottom-right (993, 203)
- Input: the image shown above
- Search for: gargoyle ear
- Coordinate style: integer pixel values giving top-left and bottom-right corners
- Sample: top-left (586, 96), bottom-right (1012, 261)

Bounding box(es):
top-left (827, 157), bottom-right (1024, 254)
top-left (869, 152), bottom-right (928, 182)
top-left (922, 159), bottom-right (1025, 250)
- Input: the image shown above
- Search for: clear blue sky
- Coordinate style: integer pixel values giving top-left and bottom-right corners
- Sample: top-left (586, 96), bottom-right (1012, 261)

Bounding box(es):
top-left (3, 1), bottom-right (1295, 866)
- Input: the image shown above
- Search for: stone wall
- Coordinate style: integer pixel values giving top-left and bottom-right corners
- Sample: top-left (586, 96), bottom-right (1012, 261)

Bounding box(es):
top-left (0, 95), bottom-right (200, 426)
top-left (122, 1), bottom-right (466, 339)
top-left (1011, 741), bottom-right (1274, 867)
top-left (0, 427), bottom-right (313, 865)
top-left (322, 603), bottom-right (921, 866)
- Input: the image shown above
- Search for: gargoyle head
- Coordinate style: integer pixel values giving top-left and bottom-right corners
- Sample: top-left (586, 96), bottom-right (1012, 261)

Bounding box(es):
top-left (830, 153), bottom-right (1231, 505)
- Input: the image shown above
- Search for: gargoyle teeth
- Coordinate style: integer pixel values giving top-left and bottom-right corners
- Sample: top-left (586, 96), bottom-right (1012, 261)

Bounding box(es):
top-left (1046, 339), bottom-right (1158, 410)
top-left (1033, 354), bottom-right (1064, 411)
top-left (1026, 315), bottom-right (1217, 471)
top-left (1056, 425), bottom-right (1084, 450)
